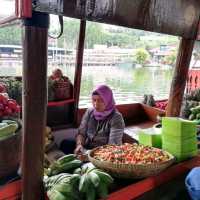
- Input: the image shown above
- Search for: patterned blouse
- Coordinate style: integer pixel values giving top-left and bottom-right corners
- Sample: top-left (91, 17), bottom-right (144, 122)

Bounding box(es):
top-left (78, 108), bottom-right (125, 149)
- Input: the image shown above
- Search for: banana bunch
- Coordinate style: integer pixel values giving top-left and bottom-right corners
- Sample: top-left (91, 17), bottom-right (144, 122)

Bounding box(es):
top-left (47, 154), bottom-right (82, 176)
top-left (44, 173), bottom-right (81, 200)
top-left (74, 163), bottom-right (114, 200)
top-left (45, 126), bottom-right (53, 150)
top-left (0, 119), bottom-right (18, 140)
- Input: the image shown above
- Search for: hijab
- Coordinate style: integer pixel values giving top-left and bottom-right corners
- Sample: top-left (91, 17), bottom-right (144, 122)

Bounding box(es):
top-left (92, 84), bottom-right (115, 120)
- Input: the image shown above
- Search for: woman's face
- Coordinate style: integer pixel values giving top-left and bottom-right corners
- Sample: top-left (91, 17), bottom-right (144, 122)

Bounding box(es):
top-left (92, 95), bottom-right (106, 112)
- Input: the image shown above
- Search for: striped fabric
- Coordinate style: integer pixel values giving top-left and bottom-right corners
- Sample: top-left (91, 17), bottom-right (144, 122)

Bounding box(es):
top-left (78, 108), bottom-right (125, 148)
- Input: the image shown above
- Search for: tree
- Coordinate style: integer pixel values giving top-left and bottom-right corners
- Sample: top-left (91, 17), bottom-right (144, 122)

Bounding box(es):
top-left (163, 50), bottom-right (177, 66)
top-left (134, 48), bottom-right (150, 64)
top-left (0, 26), bottom-right (21, 45)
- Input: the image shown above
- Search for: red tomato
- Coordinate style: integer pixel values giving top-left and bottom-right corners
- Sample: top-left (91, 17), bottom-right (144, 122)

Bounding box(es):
top-left (7, 100), bottom-right (17, 110)
top-left (0, 84), bottom-right (6, 93)
top-left (0, 94), bottom-right (8, 105)
top-left (0, 103), bottom-right (4, 110)
top-left (4, 106), bottom-right (12, 115)
top-left (16, 105), bottom-right (21, 113)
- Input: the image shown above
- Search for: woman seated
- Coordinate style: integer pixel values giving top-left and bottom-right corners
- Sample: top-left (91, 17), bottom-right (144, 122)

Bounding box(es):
top-left (60, 84), bottom-right (125, 155)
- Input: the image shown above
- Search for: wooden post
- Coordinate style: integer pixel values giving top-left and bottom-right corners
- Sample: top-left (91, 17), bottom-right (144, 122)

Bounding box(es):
top-left (166, 38), bottom-right (195, 117)
top-left (22, 12), bottom-right (49, 200)
top-left (73, 20), bottom-right (86, 125)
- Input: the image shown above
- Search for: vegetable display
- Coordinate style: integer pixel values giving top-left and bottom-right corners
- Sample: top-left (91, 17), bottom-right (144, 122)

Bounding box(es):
top-left (0, 119), bottom-right (18, 140)
top-left (47, 154), bottom-right (82, 176)
top-left (188, 105), bottom-right (200, 124)
top-left (44, 156), bottom-right (113, 200)
top-left (0, 94), bottom-right (20, 117)
top-left (92, 143), bottom-right (171, 164)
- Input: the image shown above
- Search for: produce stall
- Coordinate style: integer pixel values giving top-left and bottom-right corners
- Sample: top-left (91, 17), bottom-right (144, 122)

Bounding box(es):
top-left (0, 0), bottom-right (200, 200)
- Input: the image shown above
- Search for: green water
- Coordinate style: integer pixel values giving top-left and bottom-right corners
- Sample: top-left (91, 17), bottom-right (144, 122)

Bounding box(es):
top-left (62, 65), bottom-right (173, 107)
top-left (0, 61), bottom-right (173, 108)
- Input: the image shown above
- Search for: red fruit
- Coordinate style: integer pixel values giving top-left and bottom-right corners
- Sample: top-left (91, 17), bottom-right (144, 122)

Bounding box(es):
top-left (7, 100), bottom-right (17, 110)
top-left (0, 94), bottom-right (8, 105)
top-left (16, 105), bottom-right (21, 113)
top-left (0, 84), bottom-right (6, 93)
top-left (0, 103), bottom-right (4, 110)
top-left (4, 106), bottom-right (12, 115)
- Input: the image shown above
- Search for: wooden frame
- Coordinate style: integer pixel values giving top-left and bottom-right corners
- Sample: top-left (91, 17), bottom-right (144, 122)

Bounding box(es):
top-left (0, 0), bottom-right (32, 26)
top-left (1, 1), bottom-right (200, 199)
top-left (33, 0), bottom-right (200, 39)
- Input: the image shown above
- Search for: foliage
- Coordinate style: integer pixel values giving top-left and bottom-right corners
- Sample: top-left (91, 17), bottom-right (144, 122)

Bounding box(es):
top-left (0, 18), bottom-right (179, 51)
top-left (134, 48), bottom-right (150, 64)
top-left (163, 50), bottom-right (177, 66)
top-left (0, 26), bottom-right (21, 45)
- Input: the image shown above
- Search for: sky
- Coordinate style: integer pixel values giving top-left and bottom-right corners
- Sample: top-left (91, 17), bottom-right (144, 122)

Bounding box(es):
top-left (0, 0), bottom-right (15, 18)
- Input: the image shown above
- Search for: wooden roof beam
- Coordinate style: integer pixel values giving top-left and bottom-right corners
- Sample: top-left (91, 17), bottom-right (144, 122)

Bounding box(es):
top-left (33, 0), bottom-right (200, 39)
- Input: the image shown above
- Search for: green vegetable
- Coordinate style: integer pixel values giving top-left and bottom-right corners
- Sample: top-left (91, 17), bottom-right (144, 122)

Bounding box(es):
top-left (47, 189), bottom-right (67, 200)
top-left (57, 154), bottom-right (77, 165)
top-left (189, 113), bottom-right (196, 121)
top-left (196, 113), bottom-right (200, 119)
top-left (88, 171), bottom-right (100, 187)
top-left (0, 123), bottom-right (18, 139)
top-left (0, 122), bottom-right (8, 128)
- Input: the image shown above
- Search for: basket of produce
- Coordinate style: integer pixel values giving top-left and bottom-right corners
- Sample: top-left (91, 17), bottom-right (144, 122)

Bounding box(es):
top-left (49, 69), bottom-right (73, 101)
top-left (0, 93), bottom-right (21, 178)
top-left (88, 143), bottom-right (175, 179)
top-left (0, 118), bottom-right (21, 178)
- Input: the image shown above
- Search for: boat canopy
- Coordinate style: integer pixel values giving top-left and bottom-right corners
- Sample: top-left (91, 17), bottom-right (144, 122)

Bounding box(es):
top-left (33, 0), bottom-right (200, 39)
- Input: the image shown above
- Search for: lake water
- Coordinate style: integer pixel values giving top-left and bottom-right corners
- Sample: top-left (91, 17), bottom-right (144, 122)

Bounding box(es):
top-left (62, 64), bottom-right (173, 107)
top-left (0, 61), bottom-right (173, 108)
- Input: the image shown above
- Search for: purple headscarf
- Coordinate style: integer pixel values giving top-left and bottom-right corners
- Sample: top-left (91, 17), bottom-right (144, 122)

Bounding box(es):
top-left (92, 84), bottom-right (115, 120)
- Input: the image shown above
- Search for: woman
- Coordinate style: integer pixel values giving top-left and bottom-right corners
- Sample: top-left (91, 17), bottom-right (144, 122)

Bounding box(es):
top-left (60, 84), bottom-right (125, 155)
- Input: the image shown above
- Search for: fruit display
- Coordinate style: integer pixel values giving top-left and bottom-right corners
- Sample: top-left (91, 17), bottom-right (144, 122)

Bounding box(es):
top-left (92, 143), bottom-right (171, 164)
top-left (142, 94), bottom-right (168, 110)
top-left (0, 78), bottom-right (22, 105)
top-left (155, 100), bottom-right (168, 110)
top-left (48, 69), bottom-right (73, 101)
top-left (0, 94), bottom-right (20, 118)
top-left (0, 119), bottom-right (19, 140)
top-left (0, 82), bottom-right (7, 93)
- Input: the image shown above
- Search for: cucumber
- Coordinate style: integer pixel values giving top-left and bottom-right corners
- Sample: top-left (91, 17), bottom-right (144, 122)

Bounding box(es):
top-left (0, 122), bottom-right (8, 128)
top-left (57, 154), bottom-right (76, 165)
top-left (2, 120), bottom-right (19, 129)
top-left (0, 123), bottom-right (18, 138)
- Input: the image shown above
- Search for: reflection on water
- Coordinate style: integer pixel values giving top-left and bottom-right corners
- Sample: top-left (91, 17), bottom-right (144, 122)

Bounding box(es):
top-left (0, 61), bottom-right (173, 108)
top-left (63, 64), bottom-right (173, 107)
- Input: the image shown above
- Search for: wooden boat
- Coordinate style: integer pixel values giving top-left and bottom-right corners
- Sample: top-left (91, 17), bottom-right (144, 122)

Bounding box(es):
top-left (1, 0), bottom-right (200, 200)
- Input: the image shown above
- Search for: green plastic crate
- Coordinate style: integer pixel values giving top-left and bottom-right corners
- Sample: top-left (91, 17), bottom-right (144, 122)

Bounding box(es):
top-left (138, 128), bottom-right (162, 148)
top-left (162, 117), bottom-right (196, 139)
top-left (162, 136), bottom-right (197, 153)
top-left (162, 148), bottom-right (198, 162)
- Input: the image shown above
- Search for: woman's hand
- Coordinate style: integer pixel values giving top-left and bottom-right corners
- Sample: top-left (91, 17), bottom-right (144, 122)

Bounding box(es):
top-left (74, 144), bottom-right (84, 155)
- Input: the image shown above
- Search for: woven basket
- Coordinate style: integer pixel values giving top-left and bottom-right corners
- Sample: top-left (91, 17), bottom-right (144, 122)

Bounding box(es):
top-left (53, 78), bottom-right (72, 101)
top-left (88, 147), bottom-right (175, 179)
top-left (0, 120), bottom-right (21, 178)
